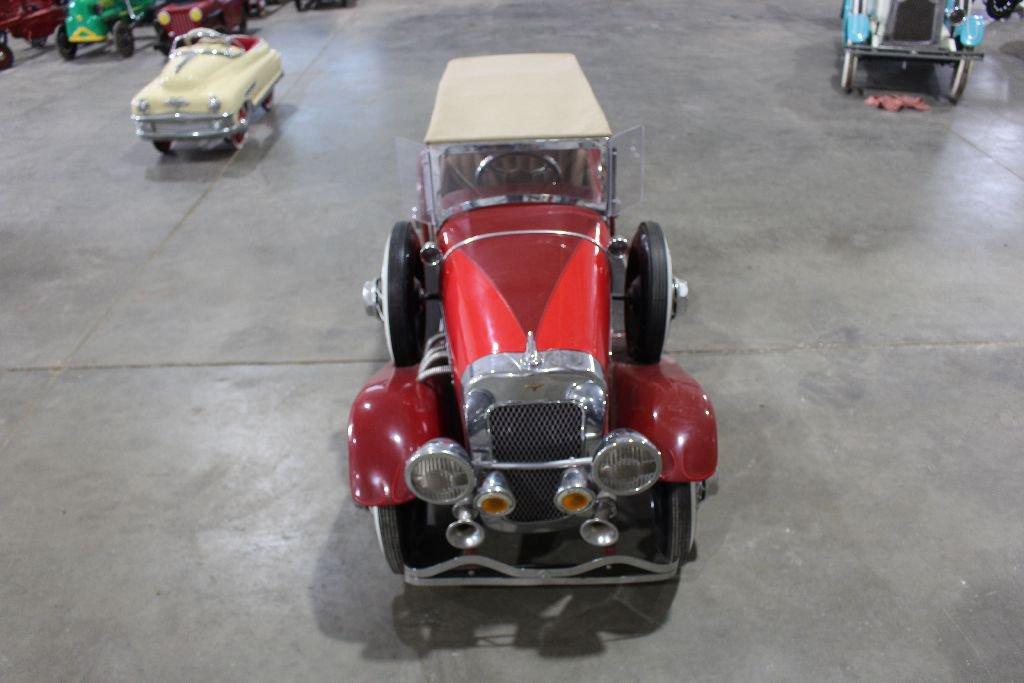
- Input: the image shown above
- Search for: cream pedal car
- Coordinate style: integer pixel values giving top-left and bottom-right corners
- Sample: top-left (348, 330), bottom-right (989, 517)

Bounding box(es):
top-left (130, 28), bottom-right (283, 153)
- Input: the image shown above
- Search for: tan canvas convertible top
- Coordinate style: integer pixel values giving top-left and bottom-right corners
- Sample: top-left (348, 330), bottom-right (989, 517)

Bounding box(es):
top-left (424, 53), bottom-right (612, 144)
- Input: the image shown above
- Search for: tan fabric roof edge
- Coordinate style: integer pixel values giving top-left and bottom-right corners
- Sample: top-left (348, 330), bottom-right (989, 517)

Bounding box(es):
top-left (424, 53), bottom-right (612, 144)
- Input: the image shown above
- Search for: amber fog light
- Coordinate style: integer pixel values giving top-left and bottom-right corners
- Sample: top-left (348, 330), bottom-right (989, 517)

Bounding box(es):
top-left (591, 430), bottom-right (662, 495)
top-left (554, 467), bottom-right (595, 514)
top-left (188, 6), bottom-right (203, 21)
top-left (157, 9), bottom-right (170, 24)
top-left (474, 471), bottom-right (515, 516)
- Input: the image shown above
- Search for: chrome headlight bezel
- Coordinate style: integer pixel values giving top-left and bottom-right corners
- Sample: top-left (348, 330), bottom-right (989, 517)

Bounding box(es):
top-left (404, 438), bottom-right (475, 505)
top-left (207, 95), bottom-right (221, 113)
top-left (590, 429), bottom-right (662, 495)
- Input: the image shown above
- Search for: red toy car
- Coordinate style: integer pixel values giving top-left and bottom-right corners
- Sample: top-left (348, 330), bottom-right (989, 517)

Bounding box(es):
top-left (350, 54), bottom-right (718, 586)
top-left (0, 0), bottom-right (64, 70)
top-left (153, 0), bottom-right (244, 53)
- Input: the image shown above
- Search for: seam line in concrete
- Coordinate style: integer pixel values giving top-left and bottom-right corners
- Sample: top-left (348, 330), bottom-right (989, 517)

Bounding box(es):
top-left (0, 7), bottom-right (361, 456)
top-left (3, 337), bottom-right (1022, 374)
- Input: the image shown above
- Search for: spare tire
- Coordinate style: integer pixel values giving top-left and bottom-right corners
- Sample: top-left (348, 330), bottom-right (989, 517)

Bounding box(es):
top-left (624, 221), bottom-right (671, 364)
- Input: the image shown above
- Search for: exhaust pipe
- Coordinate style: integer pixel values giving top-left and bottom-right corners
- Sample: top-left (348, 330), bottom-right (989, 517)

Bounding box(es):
top-left (580, 499), bottom-right (619, 547)
top-left (446, 504), bottom-right (485, 549)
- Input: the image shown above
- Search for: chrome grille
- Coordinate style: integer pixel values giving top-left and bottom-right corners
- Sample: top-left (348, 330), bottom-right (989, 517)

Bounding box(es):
top-left (488, 402), bottom-right (584, 463)
top-left (487, 402), bottom-right (584, 522)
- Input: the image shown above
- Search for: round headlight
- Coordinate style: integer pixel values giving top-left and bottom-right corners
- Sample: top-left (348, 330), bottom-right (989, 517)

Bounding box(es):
top-left (591, 430), bottom-right (662, 495)
top-left (157, 9), bottom-right (170, 25)
top-left (405, 438), bottom-right (474, 505)
top-left (135, 98), bottom-right (150, 113)
top-left (207, 95), bottom-right (221, 112)
top-left (188, 6), bottom-right (203, 21)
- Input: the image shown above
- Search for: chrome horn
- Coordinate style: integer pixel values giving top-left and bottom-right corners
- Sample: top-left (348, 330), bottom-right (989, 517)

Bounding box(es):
top-left (446, 503), bottom-right (485, 549)
top-left (580, 499), bottom-right (619, 547)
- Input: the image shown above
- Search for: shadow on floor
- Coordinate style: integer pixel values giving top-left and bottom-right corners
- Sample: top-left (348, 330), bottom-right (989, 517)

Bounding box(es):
top-left (310, 505), bottom-right (680, 660)
top-left (140, 103), bottom-right (295, 179)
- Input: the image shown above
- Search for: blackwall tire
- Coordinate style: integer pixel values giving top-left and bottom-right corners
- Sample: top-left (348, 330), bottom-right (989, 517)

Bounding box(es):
top-left (382, 221), bottom-right (425, 367)
top-left (0, 44), bottom-right (12, 71)
top-left (653, 482), bottom-right (695, 568)
top-left (375, 506), bottom-right (408, 575)
top-left (624, 221), bottom-right (671, 364)
top-left (153, 140), bottom-right (173, 154)
top-left (113, 20), bottom-right (134, 58)
top-left (985, 0), bottom-right (1016, 19)
top-left (57, 24), bottom-right (77, 60)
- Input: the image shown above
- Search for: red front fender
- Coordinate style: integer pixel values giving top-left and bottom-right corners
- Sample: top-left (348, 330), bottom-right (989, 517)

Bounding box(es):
top-left (347, 365), bottom-right (450, 506)
top-left (611, 359), bottom-right (718, 482)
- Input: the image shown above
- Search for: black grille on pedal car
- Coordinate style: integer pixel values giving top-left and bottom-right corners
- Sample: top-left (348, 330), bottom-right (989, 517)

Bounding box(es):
top-left (488, 402), bottom-right (585, 522)
top-left (489, 402), bottom-right (584, 463)
top-left (889, 0), bottom-right (940, 43)
top-left (504, 469), bottom-right (566, 523)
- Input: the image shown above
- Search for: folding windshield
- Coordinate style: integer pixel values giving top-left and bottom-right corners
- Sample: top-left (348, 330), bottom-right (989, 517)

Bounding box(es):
top-left (397, 127), bottom-right (644, 227)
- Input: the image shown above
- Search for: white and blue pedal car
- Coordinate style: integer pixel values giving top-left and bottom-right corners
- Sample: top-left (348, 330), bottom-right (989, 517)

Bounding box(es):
top-left (840, 0), bottom-right (985, 102)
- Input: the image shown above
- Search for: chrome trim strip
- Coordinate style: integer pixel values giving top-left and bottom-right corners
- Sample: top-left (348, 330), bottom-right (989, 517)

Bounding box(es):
top-left (483, 456), bottom-right (593, 470)
top-left (404, 553), bottom-right (678, 586)
top-left (444, 229), bottom-right (606, 261)
top-left (440, 194), bottom-right (605, 224)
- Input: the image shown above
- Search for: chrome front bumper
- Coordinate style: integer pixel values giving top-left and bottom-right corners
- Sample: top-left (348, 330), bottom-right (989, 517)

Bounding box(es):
top-left (131, 112), bottom-right (247, 141)
top-left (404, 554), bottom-right (679, 586)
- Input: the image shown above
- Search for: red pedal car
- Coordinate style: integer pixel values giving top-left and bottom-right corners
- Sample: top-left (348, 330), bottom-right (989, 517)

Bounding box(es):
top-left (0, 0), bottom-right (64, 70)
top-left (350, 54), bottom-right (717, 586)
top-left (153, 0), bottom-right (244, 53)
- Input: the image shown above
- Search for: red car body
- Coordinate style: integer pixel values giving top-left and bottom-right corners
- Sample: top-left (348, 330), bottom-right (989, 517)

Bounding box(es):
top-left (348, 53), bottom-right (717, 586)
top-left (0, 0), bottom-right (65, 70)
top-left (154, 0), bottom-right (244, 52)
top-left (350, 206), bottom-right (717, 509)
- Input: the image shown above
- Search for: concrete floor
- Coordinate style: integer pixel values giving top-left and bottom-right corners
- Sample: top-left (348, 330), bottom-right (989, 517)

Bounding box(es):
top-left (2, 0), bottom-right (1023, 679)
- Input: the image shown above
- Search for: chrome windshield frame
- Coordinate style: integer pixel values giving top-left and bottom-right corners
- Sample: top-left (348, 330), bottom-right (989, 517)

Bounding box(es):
top-left (426, 137), bottom-right (612, 226)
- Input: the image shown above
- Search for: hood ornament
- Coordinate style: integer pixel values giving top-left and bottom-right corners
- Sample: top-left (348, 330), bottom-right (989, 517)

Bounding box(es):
top-left (523, 331), bottom-right (541, 368)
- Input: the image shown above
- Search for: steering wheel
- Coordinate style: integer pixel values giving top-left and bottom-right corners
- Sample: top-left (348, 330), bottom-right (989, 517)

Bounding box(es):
top-left (474, 152), bottom-right (564, 186)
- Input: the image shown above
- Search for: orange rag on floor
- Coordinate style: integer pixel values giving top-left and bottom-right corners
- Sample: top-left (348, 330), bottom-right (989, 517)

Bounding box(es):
top-left (864, 94), bottom-right (931, 112)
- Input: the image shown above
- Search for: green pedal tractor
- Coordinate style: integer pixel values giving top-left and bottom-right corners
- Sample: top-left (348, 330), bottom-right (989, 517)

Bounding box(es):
top-left (58, 0), bottom-right (153, 59)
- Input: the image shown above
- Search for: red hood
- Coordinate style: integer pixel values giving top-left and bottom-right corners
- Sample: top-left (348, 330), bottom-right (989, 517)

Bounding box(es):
top-left (439, 205), bottom-right (611, 387)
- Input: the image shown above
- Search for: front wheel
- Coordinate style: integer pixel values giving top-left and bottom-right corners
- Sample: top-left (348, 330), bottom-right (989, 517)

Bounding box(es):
top-left (0, 43), bottom-right (12, 71)
top-left (295, 0), bottom-right (312, 10)
top-left (652, 482), bottom-right (696, 568)
top-left (153, 140), bottom-right (173, 154)
top-left (985, 0), bottom-right (1018, 19)
top-left (624, 221), bottom-right (671, 364)
top-left (57, 24), bottom-right (77, 60)
top-left (261, 88), bottom-right (274, 111)
top-left (949, 57), bottom-right (974, 104)
top-left (374, 505), bottom-right (411, 574)
top-left (112, 20), bottom-right (134, 58)
top-left (840, 48), bottom-right (858, 93)
top-left (382, 222), bottom-right (426, 366)
top-left (226, 104), bottom-right (249, 150)
top-left (237, 12), bottom-right (247, 33)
